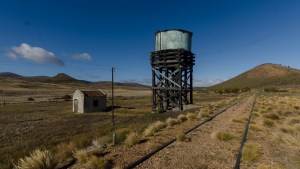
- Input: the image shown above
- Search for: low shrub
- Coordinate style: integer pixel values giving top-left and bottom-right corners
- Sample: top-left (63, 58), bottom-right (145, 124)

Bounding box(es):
top-left (87, 156), bottom-right (110, 169)
top-left (241, 144), bottom-right (259, 162)
top-left (250, 125), bottom-right (262, 132)
top-left (177, 114), bottom-right (187, 123)
top-left (263, 113), bottom-right (280, 120)
top-left (177, 133), bottom-right (190, 142)
top-left (211, 131), bottom-right (234, 141)
top-left (14, 149), bottom-right (57, 169)
top-left (198, 112), bottom-right (209, 119)
top-left (153, 121), bottom-right (167, 131)
top-left (125, 132), bottom-right (140, 146)
top-left (27, 97), bottom-right (35, 101)
top-left (74, 149), bottom-right (89, 163)
top-left (186, 113), bottom-right (197, 121)
top-left (166, 118), bottom-right (178, 126)
top-left (143, 121), bottom-right (166, 137)
top-left (55, 142), bottom-right (76, 162)
top-left (263, 119), bottom-right (275, 127)
top-left (264, 87), bottom-right (278, 92)
top-left (73, 135), bottom-right (91, 148)
top-left (232, 118), bottom-right (243, 123)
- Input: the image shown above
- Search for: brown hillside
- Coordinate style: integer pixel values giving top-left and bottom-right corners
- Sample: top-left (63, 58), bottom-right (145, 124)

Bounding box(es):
top-left (211, 63), bottom-right (300, 89)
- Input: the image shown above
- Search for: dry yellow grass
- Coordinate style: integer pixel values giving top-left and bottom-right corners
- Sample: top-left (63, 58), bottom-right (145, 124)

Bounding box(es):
top-left (14, 149), bottom-right (57, 169)
top-left (166, 117), bottom-right (178, 126)
top-left (143, 121), bottom-right (166, 137)
top-left (211, 131), bottom-right (234, 141)
top-left (186, 113), bottom-right (197, 121)
top-left (125, 132), bottom-right (140, 146)
top-left (177, 114), bottom-right (187, 123)
top-left (87, 156), bottom-right (110, 169)
top-left (55, 142), bottom-right (76, 163)
top-left (74, 149), bottom-right (89, 164)
top-left (241, 143), bottom-right (259, 162)
top-left (256, 165), bottom-right (281, 169)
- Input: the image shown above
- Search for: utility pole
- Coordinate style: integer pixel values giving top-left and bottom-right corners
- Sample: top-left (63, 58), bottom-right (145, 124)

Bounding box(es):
top-left (112, 67), bottom-right (116, 145)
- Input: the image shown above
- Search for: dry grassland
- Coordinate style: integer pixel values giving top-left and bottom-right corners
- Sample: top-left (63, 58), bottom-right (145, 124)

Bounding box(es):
top-left (0, 90), bottom-right (234, 169)
top-left (241, 93), bottom-right (300, 169)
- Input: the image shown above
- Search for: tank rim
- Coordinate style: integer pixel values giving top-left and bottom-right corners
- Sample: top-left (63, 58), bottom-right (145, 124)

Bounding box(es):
top-left (155, 29), bottom-right (193, 35)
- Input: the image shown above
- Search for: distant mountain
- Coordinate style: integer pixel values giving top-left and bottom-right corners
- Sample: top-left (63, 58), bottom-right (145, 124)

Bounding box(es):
top-left (43, 73), bottom-right (85, 83)
top-left (0, 72), bottom-right (23, 78)
top-left (211, 63), bottom-right (300, 89)
top-left (0, 72), bottom-right (149, 88)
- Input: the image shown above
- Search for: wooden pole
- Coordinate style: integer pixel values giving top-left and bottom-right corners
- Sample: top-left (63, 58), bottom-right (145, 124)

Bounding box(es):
top-left (112, 67), bottom-right (116, 145)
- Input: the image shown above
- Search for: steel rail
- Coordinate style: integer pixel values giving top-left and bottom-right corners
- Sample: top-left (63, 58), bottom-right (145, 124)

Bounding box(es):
top-left (124, 100), bottom-right (240, 169)
top-left (234, 95), bottom-right (257, 169)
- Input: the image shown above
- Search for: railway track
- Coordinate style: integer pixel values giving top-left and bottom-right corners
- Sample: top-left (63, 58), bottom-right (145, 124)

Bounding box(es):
top-left (124, 95), bottom-right (256, 169)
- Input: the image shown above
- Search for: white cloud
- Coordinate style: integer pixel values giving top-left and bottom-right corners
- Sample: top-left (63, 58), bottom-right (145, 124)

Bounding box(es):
top-left (70, 53), bottom-right (92, 61)
top-left (5, 43), bottom-right (64, 66)
top-left (4, 51), bottom-right (17, 59)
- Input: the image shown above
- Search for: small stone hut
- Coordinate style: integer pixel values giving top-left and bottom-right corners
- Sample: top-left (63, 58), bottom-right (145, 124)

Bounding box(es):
top-left (73, 89), bottom-right (106, 113)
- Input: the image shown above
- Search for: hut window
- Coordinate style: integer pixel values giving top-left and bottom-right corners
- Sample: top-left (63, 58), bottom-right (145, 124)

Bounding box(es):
top-left (93, 100), bottom-right (99, 107)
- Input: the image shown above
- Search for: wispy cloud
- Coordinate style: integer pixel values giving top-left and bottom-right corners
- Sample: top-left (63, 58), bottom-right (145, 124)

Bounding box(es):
top-left (4, 43), bottom-right (64, 66)
top-left (64, 52), bottom-right (92, 61)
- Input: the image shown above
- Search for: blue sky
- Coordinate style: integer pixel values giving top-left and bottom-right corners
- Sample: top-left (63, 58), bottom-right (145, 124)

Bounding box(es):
top-left (0, 0), bottom-right (300, 86)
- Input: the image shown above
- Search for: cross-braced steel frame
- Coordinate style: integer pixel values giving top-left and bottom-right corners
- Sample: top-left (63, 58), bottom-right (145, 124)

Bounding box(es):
top-left (151, 49), bottom-right (195, 112)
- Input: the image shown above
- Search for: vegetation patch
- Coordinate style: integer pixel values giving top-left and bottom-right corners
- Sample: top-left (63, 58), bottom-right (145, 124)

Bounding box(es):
top-left (74, 149), bottom-right (89, 164)
top-left (211, 131), bottom-right (235, 141)
top-left (14, 149), bottom-right (57, 169)
top-left (177, 114), bottom-right (187, 123)
top-left (55, 142), bottom-right (76, 163)
top-left (232, 118), bottom-right (244, 123)
top-left (186, 113), bottom-right (197, 121)
top-left (143, 121), bottom-right (166, 137)
top-left (198, 112), bottom-right (209, 119)
top-left (166, 117), bottom-right (178, 126)
top-left (125, 132), bottom-right (140, 146)
top-left (263, 113), bottom-right (280, 120)
top-left (263, 119), bottom-right (275, 127)
top-left (250, 125), bottom-right (262, 132)
top-left (177, 133), bottom-right (190, 142)
top-left (241, 144), bottom-right (259, 162)
top-left (87, 156), bottom-right (111, 169)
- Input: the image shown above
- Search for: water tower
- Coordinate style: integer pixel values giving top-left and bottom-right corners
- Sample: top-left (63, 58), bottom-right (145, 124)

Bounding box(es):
top-left (150, 29), bottom-right (195, 112)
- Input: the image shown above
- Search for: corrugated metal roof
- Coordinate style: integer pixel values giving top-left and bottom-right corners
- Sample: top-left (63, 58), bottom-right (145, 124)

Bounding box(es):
top-left (82, 90), bottom-right (105, 97)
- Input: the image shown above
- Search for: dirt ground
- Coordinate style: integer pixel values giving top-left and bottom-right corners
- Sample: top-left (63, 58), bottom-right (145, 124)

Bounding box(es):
top-left (135, 96), bottom-right (255, 169)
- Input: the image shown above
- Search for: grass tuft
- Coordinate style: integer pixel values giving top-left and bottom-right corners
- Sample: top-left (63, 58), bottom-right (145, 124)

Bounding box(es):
top-left (55, 142), bottom-right (76, 163)
top-left (198, 112), bottom-right (209, 119)
top-left (143, 121), bottom-right (166, 137)
top-left (177, 133), bottom-right (190, 142)
top-left (177, 114), bottom-right (188, 123)
top-left (263, 119), bottom-right (275, 127)
top-left (211, 131), bottom-right (234, 141)
top-left (74, 149), bottom-right (89, 163)
top-left (241, 144), bottom-right (259, 162)
top-left (87, 156), bottom-right (110, 169)
top-left (186, 113), bottom-right (197, 121)
top-left (125, 132), bottom-right (140, 146)
top-left (250, 125), bottom-right (262, 132)
top-left (166, 118), bottom-right (178, 127)
top-left (263, 113), bottom-right (280, 120)
top-left (14, 149), bottom-right (57, 169)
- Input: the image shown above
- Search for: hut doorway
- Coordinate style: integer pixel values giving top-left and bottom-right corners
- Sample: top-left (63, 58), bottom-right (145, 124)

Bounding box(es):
top-left (74, 99), bottom-right (78, 113)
